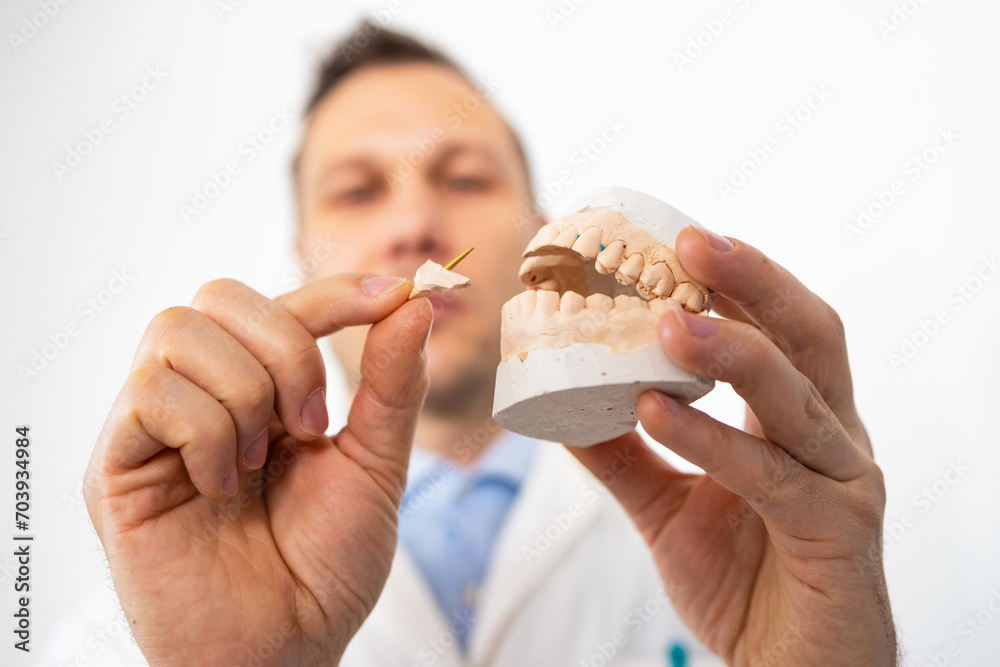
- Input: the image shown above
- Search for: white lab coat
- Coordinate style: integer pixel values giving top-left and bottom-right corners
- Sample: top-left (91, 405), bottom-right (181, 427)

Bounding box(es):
top-left (39, 444), bottom-right (724, 667)
top-left (341, 444), bottom-right (723, 667)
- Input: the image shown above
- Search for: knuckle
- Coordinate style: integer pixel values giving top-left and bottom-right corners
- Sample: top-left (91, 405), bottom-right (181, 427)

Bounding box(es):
top-left (125, 365), bottom-right (183, 426)
top-left (724, 324), bottom-right (769, 389)
top-left (271, 338), bottom-right (321, 379)
top-left (192, 278), bottom-right (244, 308)
top-left (149, 305), bottom-right (200, 335)
top-left (800, 377), bottom-right (830, 425)
top-left (857, 462), bottom-right (888, 522)
top-left (199, 401), bottom-right (237, 449)
top-left (246, 373), bottom-right (275, 409)
top-left (137, 307), bottom-right (204, 366)
top-left (822, 300), bottom-right (847, 340)
top-left (128, 364), bottom-right (169, 397)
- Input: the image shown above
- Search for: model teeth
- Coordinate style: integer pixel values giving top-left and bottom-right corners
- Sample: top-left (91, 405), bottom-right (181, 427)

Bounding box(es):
top-left (560, 290), bottom-right (585, 314)
top-left (514, 289), bottom-right (536, 316)
top-left (500, 288), bottom-right (666, 363)
top-left (552, 225), bottom-right (580, 249)
top-left (502, 203), bottom-right (717, 365)
top-left (517, 211), bottom-right (713, 316)
top-left (571, 226), bottom-right (604, 258)
top-left (585, 293), bottom-right (613, 312)
top-left (613, 294), bottom-right (644, 310)
top-left (534, 288), bottom-right (560, 317)
top-left (649, 297), bottom-right (682, 316)
top-left (637, 262), bottom-right (674, 300)
top-left (672, 282), bottom-right (705, 312)
top-left (510, 289), bottom-right (690, 316)
top-left (595, 240), bottom-right (624, 275)
top-left (615, 254), bottom-right (644, 286)
top-left (534, 279), bottom-right (560, 292)
top-left (525, 223), bottom-right (561, 254)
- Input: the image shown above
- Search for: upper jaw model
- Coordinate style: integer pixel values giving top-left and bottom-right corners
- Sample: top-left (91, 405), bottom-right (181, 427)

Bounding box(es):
top-left (493, 186), bottom-right (716, 447)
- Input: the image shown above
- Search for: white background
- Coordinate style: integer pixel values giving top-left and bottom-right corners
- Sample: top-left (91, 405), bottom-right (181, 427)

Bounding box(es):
top-left (2, 0), bottom-right (998, 665)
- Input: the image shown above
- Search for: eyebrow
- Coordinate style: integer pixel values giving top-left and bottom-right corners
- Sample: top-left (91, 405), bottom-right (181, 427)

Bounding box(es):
top-left (310, 157), bottom-right (378, 186)
top-left (433, 143), bottom-right (503, 168)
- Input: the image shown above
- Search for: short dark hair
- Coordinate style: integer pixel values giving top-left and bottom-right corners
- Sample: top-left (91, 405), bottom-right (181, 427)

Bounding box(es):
top-left (304, 20), bottom-right (466, 116)
top-left (296, 20), bottom-right (534, 196)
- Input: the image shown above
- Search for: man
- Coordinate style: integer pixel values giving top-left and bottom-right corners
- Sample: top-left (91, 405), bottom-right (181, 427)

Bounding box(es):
top-left (79, 21), bottom-right (896, 667)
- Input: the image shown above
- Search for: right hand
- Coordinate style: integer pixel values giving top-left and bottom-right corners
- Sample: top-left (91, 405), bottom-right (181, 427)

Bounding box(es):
top-left (84, 274), bottom-right (432, 666)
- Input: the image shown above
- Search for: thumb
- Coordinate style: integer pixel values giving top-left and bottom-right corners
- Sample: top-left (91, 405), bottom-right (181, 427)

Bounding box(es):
top-left (339, 296), bottom-right (433, 500)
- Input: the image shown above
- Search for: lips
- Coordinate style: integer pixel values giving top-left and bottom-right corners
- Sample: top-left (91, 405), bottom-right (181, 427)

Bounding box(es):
top-left (426, 290), bottom-right (464, 324)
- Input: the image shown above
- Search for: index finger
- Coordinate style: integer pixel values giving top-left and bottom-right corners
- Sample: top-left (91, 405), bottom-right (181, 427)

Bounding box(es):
top-left (275, 274), bottom-right (415, 338)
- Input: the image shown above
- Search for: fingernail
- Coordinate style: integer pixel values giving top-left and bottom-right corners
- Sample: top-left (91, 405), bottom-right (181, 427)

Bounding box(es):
top-left (421, 311), bottom-right (433, 352)
top-left (364, 276), bottom-right (406, 296)
top-left (300, 388), bottom-right (328, 437)
top-left (652, 391), bottom-right (684, 415)
top-left (242, 429), bottom-right (269, 469)
top-left (222, 464), bottom-right (238, 497)
top-left (675, 310), bottom-right (719, 338)
top-left (694, 226), bottom-right (734, 252)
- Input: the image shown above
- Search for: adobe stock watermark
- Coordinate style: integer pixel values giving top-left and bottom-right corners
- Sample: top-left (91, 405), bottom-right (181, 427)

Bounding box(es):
top-left (727, 410), bottom-right (839, 531)
top-left (61, 477), bottom-right (88, 520)
top-left (190, 439), bottom-right (310, 550)
top-left (399, 417), bottom-right (501, 522)
top-left (178, 107), bottom-right (293, 224)
top-left (877, 0), bottom-right (932, 41)
top-left (387, 74), bottom-right (501, 188)
top-left (278, 235), bottom-right (340, 290)
top-left (750, 623), bottom-right (806, 666)
top-left (843, 126), bottom-right (958, 243)
top-left (544, 0), bottom-right (590, 31)
top-left (521, 449), bottom-right (636, 565)
top-left (922, 587), bottom-right (1000, 667)
top-left (672, 0), bottom-right (756, 73)
top-left (213, 0), bottom-right (249, 21)
top-left (511, 116), bottom-right (630, 233)
top-left (576, 583), bottom-right (681, 667)
top-left (52, 65), bottom-right (168, 182)
top-left (236, 621), bottom-right (297, 667)
top-left (403, 608), bottom-right (475, 667)
top-left (886, 254), bottom-right (997, 372)
top-left (17, 268), bottom-right (135, 385)
top-left (59, 609), bottom-right (133, 667)
top-left (336, 2), bottom-right (405, 62)
top-left (698, 284), bottom-right (800, 383)
top-left (882, 459), bottom-right (969, 552)
top-left (7, 0), bottom-right (73, 54)
top-left (716, 84), bottom-right (833, 202)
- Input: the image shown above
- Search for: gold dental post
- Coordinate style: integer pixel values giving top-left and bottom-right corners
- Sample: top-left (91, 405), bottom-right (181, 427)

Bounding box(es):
top-left (443, 246), bottom-right (474, 270)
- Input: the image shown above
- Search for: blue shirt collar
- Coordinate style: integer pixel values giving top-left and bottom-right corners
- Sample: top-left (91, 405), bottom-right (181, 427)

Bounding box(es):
top-left (406, 430), bottom-right (538, 494)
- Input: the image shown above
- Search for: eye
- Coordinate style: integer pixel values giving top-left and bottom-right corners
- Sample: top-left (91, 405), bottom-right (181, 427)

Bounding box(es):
top-left (447, 176), bottom-right (491, 194)
top-left (335, 184), bottom-right (380, 206)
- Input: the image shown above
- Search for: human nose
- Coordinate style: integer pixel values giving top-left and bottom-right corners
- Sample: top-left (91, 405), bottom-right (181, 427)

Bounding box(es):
top-left (382, 180), bottom-right (447, 260)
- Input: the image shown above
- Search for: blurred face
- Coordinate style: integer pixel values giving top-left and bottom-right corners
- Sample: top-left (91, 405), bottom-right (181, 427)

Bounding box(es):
top-left (295, 62), bottom-right (539, 414)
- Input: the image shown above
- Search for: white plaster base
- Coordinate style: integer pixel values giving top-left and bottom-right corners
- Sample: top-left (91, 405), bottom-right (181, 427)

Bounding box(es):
top-left (493, 343), bottom-right (713, 447)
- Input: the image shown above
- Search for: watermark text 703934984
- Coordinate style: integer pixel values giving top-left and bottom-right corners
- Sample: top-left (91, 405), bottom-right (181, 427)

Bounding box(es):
top-left (13, 425), bottom-right (33, 653)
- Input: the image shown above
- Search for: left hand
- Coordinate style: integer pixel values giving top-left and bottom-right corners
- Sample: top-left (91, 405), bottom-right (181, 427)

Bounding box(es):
top-left (568, 227), bottom-right (896, 666)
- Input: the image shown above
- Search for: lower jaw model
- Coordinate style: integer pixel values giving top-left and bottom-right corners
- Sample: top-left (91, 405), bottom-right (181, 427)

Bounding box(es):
top-left (492, 186), bottom-right (715, 447)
